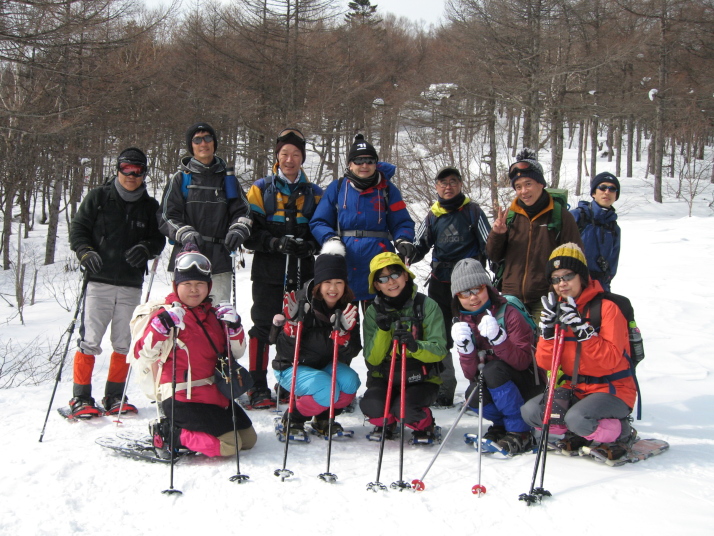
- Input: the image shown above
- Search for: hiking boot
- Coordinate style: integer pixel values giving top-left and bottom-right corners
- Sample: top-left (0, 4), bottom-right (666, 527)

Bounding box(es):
top-left (149, 418), bottom-right (185, 458)
top-left (411, 424), bottom-right (440, 445)
top-left (555, 432), bottom-right (592, 452)
top-left (102, 395), bottom-right (138, 416)
top-left (247, 387), bottom-right (276, 409)
top-left (273, 383), bottom-right (290, 404)
top-left (587, 426), bottom-right (638, 462)
top-left (433, 393), bottom-right (454, 408)
top-left (497, 431), bottom-right (535, 455)
top-left (483, 425), bottom-right (507, 443)
top-left (280, 411), bottom-right (307, 439)
top-left (367, 422), bottom-right (397, 441)
top-left (311, 418), bottom-right (344, 437)
top-left (69, 396), bottom-right (102, 419)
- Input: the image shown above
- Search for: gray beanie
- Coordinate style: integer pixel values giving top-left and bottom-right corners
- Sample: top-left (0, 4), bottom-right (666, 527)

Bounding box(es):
top-left (451, 258), bottom-right (492, 296)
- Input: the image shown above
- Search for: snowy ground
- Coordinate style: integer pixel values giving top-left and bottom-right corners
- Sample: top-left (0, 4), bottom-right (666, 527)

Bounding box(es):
top-left (1, 168), bottom-right (713, 535)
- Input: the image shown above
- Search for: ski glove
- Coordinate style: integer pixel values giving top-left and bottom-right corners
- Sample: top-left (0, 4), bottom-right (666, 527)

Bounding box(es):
top-left (375, 311), bottom-right (395, 332)
top-left (271, 235), bottom-right (298, 255)
top-left (393, 327), bottom-right (419, 353)
top-left (124, 243), bottom-right (150, 268)
top-left (559, 297), bottom-right (596, 342)
top-left (478, 311), bottom-right (507, 346)
top-left (216, 303), bottom-right (242, 334)
top-left (539, 292), bottom-right (558, 340)
top-left (394, 238), bottom-right (416, 264)
top-left (153, 304), bottom-right (186, 335)
top-left (176, 226), bottom-right (204, 248)
top-left (331, 303), bottom-right (358, 332)
top-left (451, 322), bottom-right (475, 355)
top-left (294, 240), bottom-right (315, 259)
top-left (224, 217), bottom-right (252, 253)
top-left (77, 247), bottom-right (103, 274)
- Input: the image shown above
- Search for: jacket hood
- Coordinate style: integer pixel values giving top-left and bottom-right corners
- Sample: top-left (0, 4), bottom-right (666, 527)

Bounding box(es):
top-left (180, 155), bottom-right (227, 175)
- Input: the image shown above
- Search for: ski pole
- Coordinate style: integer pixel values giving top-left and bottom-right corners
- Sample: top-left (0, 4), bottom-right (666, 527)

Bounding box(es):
top-left (162, 315), bottom-right (183, 496)
top-left (224, 322), bottom-right (249, 483)
top-left (519, 323), bottom-right (565, 505)
top-left (391, 336), bottom-right (411, 491)
top-left (473, 353), bottom-right (487, 496)
top-left (411, 351), bottom-right (484, 492)
top-left (367, 321), bottom-right (400, 492)
top-left (39, 270), bottom-right (90, 442)
top-left (318, 309), bottom-right (342, 483)
top-left (274, 298), bottom-right (306, 481)
top-left (282, 236), bottom-right (294, 297)
top-left (115, 257), bottom-right (160, 425)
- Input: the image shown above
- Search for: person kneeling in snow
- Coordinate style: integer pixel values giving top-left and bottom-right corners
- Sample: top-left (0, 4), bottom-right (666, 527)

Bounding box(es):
top-left (133, 246), bottom-right (257, 458)
top-left (520, 243), bottom-right (637, 461)
top-left (270, 241), bottom-right (362, 439)
top-left (450, 258), bottom-right (545, 455)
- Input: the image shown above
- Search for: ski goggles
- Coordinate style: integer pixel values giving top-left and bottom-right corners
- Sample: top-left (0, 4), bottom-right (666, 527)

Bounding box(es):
top-left (457, 284), bottom-right (488, 298)
top-left (375, 271), bottom-right (403, 285)
top-left (175, 252), bottom-right (212, 275)
top-left (596, 185), bottom-right (618, 193)
top-left (508, 161), bottom-right (538, 180)
top-left (351, 157), bottom-right (377, 166)
top-left (118, 163), bottom-right (146, 177)
top-left (549, 272), bottom-right (577, 285)
top-left (192, 134), bottom-right (214, 145)
top-left (277, 128), bottom-right (305, 141)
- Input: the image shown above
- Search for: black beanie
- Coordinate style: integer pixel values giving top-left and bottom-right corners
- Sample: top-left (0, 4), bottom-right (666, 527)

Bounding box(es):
top-left (275, 129), bottom-right (306, 163)
top-left (348, 134), bottom-right (378, 163)
top-left (186, 122), bottom-right (218, 155)
top-left (117, 147), bottom-right (147, 169)
top-left (509, 148), bottom-right (546, 188)
top-left (313, 240), bottom-right (348, 286)
top-left (591, 172), bottom-right (621, 201)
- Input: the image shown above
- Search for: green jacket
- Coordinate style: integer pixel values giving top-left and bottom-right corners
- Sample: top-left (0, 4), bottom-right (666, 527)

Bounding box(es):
top-left (363, 289), bottom-right (447, 385)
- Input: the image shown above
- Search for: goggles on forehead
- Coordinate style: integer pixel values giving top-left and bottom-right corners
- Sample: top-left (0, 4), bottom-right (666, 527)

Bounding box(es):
top-left (277, 128), bottom-right (305, 142)
top-left (175, 252), bottom-right (211, 275)
top-left (508, 161), bottom-right (539, 181)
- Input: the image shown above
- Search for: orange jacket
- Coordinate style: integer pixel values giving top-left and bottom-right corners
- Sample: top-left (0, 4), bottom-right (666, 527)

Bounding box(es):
top-left (536, 280), bottom-right (637, 409)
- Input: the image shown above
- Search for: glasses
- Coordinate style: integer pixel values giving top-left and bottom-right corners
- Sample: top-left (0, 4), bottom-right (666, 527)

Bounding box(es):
top-left (175, 252), bottom-right (211, 275)
top-left (550, 272), bottom-right (577, 285)
top-left (596, 185), bottom-right (618, 193)
top-left (508, 161), bottom-right (537, 180)
top-left (457, 285), bottom-right (487, 298)
top-left (375, 272), bottom-right (402, 285)
top-left (436, 180), bottom-right (460, 188)
top-left (118, 163), bottom-right (146, 177)
top-left (277, 128), bottom-right (305, 141)
top-left (352, 157), bottom-right (377, 166)
top-left (192, 134), bottom-right (214, 145)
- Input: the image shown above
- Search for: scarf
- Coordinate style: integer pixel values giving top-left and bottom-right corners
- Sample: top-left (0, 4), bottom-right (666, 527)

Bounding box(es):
top-left (437, 192), bottom-right (466, 212)
top-left (345, 169), bottom-right (380, 191)
top-left (115, 179), bottom-right (145, 203)
top-left (379, 279), bottom-right (414, 312)
top-left (518, 189), bottom-right (550, 220)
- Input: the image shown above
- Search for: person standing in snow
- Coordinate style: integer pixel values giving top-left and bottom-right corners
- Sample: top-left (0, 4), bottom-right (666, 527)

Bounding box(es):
top-left (68, 147), bottom-right (165, 417)
top-left (309, 134), bottom-right (415, 306)
top-left (134, 246), bottom-right (257, 458)
top-left (158, 122), bottom-right (252, 304)
top-left (411, 167), bottom-right (491, 407)
top-left (450, 258), bottom-right (544, 455)
top-left (270, 242), bottom-right (362, 439)
top-left (570, 172), bottom-right (621, 292)
top-left (242, 128), bottom-right (323, 409)
top-left (520, 243), bottom-right (637, 461)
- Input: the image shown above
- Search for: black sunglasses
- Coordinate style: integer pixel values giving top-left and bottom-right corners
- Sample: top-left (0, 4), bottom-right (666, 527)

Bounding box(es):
top-left (550, 272), bottom-right (577, 285)
top-left (352, 157), bottom-right (377, 166)
top-left (192, 134), bottom-right (214, 145)
top-left (375, 272), bottom-right (402, 285)
top-left (596, 185), bottom-right (618, 193)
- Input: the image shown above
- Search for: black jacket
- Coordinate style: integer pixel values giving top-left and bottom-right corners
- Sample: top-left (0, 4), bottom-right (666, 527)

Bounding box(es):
top-left (70, 179), bottom-right (165, 288)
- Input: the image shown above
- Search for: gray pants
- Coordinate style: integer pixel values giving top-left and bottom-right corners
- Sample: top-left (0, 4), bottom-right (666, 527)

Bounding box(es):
top-left (78, 282), bottom-right (141, 355)
top-left (521, 391), bottom-right (632, 441)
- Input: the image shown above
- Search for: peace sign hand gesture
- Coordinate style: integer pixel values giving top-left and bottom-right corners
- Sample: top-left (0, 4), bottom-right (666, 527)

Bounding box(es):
top-left (492, 206), bottom-right (508, 234)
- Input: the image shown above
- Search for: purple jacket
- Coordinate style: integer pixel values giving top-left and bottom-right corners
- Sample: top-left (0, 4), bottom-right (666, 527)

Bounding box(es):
top-left (456, 290), bottom-right (537, 382)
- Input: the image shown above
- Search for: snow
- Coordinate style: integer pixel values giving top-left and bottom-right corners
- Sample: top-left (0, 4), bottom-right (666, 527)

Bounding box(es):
top-left (1, 165), bottom-right (713, 535)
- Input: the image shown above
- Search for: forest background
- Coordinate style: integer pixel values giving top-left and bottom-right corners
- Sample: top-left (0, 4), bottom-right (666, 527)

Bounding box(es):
top-left (1, 0), bottom-right (713, 274)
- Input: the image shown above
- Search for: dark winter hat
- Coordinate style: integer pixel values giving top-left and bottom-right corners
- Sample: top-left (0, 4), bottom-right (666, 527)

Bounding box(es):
top-left (348, 134), bottom-right (378, 163)
top-left (174, 244), bottom-right (212, 285)
top-left (451, 258), bottom-right (492, 297)
top-left (275, 128), bottom-right (306, 163)
top-left (435, 167), bottom-right (462, 182)
top-left (591, 172), bottom-right (621, 201)
top-left (117, 147), bottom-right (147, 170)
top-left (508, 148), bottom-right (546, 188)
top-left (313, 240), bottom-right (348, 286)
top-left (186, 122), bottom-right (218, 155)
top-left (545, 242), bottom-right (589, 283)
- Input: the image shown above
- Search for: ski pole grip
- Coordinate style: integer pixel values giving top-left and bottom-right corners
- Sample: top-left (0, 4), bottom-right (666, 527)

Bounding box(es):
top-left (333, 309), bottom-right (342, 330)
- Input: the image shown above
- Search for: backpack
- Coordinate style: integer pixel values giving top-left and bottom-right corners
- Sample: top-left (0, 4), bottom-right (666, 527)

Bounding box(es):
top-left (495, 295), bottom-right (540, 385)
top-left (574, 202), bottom-right (618, 234)
top-left (179, 169), bottom-right (241, 200)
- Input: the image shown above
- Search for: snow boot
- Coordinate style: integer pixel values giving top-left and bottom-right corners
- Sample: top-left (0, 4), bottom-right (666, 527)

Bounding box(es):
top-left (102, 395), bottom-right (138, 416)
top-left (247, 386), bottom-right (276, 409)
top-left (410, 424), bottom-right (441, 445)
top-left (149, 418), bottom-right (185, 459)
top-left (483, 424), bottom-right (507, 443)
top-left (555, 431), bottom-right (592, 453)
top-left (69, 396), bottom-right (102, 419)
top-left (586, 426), bottom-right (638, 462)
top-left (279, 410), bottom-right (308, 441)
top-left (497, 431), bottom-right (535, 455)
top-left (311, 417), bottom-right (344, 437)
top-left (366, 422), bottom-right (398, 441)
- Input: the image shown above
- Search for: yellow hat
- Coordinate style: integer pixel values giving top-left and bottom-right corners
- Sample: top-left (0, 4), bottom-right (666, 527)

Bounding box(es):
top-left (546, 242), bottom-right (589, 282)
top-left (367, 252), bottom-right (415, 294)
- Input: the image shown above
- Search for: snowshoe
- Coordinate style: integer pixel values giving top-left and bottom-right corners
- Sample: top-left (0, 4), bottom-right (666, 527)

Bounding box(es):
top-left (309, 419), bottom-right (354, 440)
top-left (96, 435), bottom-right (192, 464)
top-left (58, 397), bottom-right (104, 420)
top-left (274, 417), bottom-right (310, 443)
top-left (246, 387), bottom-right (276, 410)
top-left (102, 396), bottom-right (138, 416)
top-left (366, 423), bottom-right (398, 442)
top-left (497, 431), bottom-right (536, 455)
top-left (409, 426), bottom-right (442, 445)
top-left (483, 425), bottom-right (507, 443)
top-left (465, 434), bottom-right (508, 454)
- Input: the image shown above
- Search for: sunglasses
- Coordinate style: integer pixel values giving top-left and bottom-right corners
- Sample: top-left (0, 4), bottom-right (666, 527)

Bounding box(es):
top-left (192, 134), bottom-right (214, 145)
top-left (508, 161), bottom-right (537, 180)
top-left (352, 157), bottom-right (377, 166)
top-left (457, 285), bottom-right (487, 298)
top-left (118, 163), bottom-right (146, 177)
top-left (550, 272), bottom-right (577, 285)
top-left (375, 272), bottom-right (402, 285)
top-left (175, 252), bottom-right (211, 275)
top-left (596, 185), bottom-right (618, 193)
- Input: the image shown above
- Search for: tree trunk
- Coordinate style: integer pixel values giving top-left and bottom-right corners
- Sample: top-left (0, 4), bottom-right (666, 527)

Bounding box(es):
top-left (44, 174), bottom-right (63, 266)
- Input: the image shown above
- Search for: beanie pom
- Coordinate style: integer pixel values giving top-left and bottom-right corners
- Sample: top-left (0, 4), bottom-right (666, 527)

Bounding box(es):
top-left (320, 239), bottom-right (346, 257)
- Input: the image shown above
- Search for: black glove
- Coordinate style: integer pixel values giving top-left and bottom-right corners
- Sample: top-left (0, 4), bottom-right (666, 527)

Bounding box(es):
top-left (124, 244), bottom-right (150, 268)
top-left (77, 247), bottom-right (102, 274)
top-left (394, 327), bottom-right (419, 353)
top-left (176, 226), bottom-right (204, 248)
top-left (271, 235), bottom-right (298, 255)
top-left (224, 218), bottom-right (251, 253)
top-left (294, 240), bottom-right (315, 259)
top-left (375, 311), bottom-right (394, 332)
top-left (395, 238), bottom-right (416, 263)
